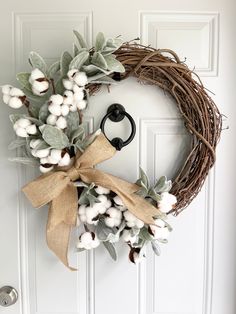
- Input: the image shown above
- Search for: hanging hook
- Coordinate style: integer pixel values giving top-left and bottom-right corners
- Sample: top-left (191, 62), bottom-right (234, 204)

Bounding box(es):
top-left (100, 104), bottom-right (136, 150)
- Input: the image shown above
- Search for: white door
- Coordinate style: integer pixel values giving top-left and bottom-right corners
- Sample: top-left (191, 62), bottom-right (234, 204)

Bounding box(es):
top-left (0, 1), bottom-right (235, 314)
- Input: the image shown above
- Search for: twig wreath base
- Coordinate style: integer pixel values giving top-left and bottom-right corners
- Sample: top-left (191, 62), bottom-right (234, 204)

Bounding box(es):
top-left (1, 32), bottom-right (222, 268)
top-left (90, 43), bottom-right (222, 215)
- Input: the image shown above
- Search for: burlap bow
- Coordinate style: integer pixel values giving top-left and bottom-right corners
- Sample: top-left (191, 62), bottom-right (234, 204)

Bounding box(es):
top-left (22, 133), bottom-right (160, 270)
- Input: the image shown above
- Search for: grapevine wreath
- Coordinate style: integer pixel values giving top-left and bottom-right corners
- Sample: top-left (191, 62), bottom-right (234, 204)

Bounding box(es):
top-left (1, 31), bottom-right (222, 269)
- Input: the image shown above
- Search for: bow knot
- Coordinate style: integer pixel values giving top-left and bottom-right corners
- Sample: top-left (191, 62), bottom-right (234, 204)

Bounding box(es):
top-left (22, 133), bottom-right (161, 270)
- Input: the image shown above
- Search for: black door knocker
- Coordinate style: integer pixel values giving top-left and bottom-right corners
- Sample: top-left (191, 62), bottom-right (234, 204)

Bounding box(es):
top-left (100, 104), bottom-right (136, 151)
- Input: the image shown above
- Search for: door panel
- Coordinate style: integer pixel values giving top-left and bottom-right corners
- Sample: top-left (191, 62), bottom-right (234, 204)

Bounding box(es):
top-left (0, 1), bottom-right (235, 314)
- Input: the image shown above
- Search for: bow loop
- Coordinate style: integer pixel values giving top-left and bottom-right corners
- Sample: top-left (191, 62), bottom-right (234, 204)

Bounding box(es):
top-left (67, 165), bottom-right (81, 182)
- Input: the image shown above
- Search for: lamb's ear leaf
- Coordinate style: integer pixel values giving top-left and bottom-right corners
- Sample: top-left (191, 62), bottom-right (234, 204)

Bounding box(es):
top-left (136, 167), bottom-right (149, 190)
top-left (82, 64), bottom-right (111, 76)
top-left (29, 51), bottom-right (47, 75)
top-left (151, 241), bottom-right (161, 256)
top-left (73, 30), bottom-right (88, 49)
top-left (69, 51), bottom-right (90, 70)
top-left (102, 241), bottom-right (117, 261)
top-left (104, 55), bottom-right (125, 73)
top-left (9, 113), bottom-right (25, 124)
top-left (60, 51), bottom-right (73, 76)
top-left (73, 43), bottom-right (79, 56)
top-left (65, 111), bottom-right (81, 137)
top-left (39, 102), bottom-right (49, 123)
top-left (91, 52), bottom-right (108, 70)
top-left (41, 125), bottom-right (69, 149)
top-left (95, 32), bottom-right (106, 51)
top-left (48, 60), bottom-right (60, 77)
top-left (89, 76), bottom-right (117, 85)
top-left (154, 176), bottom-right (172, 193)
top-left (16, 72), bottom-right (31, 91)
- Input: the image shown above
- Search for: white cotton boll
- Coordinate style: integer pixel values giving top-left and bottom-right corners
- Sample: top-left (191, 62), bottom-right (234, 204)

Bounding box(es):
top-left (29, 68), bottom-right (45, 83)
top-left (155, 227), bottom-right (169, 240)
top-left (46, 114), bottom-right (57, 125)
top-left (107, 207), bottom-right (122, 219)
top-left (104, 217), bottom-right (116, 228)
top-left (26, 124), bottom-right (37, 135)
top-left (78, 205), bottom-right (86, 215)
top-left (124, 210), bottom-right (136, 223)
top-left (97, 195), bottom-right (111, 209)
top-left (3, 94), bottom-right (10, 105)
top-left (122, 229), bottom-right (137, 244)
top-left (76, 100), bottom-right (87, 110)
top-left (16, 118), bottom-right (31, 128)
top-left (30, 139), bottom-right (42, 149)
top-left (135, 219), bottom-right (144, 229)
top-left (32, 80), bottom-right (49, 94)
top-left (73, 90), bottom-right (85, 103)
top-left (63, 79), bottom-right (74, 90)
top-left (58, 152), bottom-right (71, 166)
top-left (63, 90), bottom-right (73, 105)
top-left (72, 84), bottom-right (84, 93)
top-left (56, 116), bottom-right (67, 129)
top-left (113, 195), bottom-right (126, 211)
top-left (86, 206), bottom-right (99, 220)
top-left (15, 127), bottom-right (28, 137)
top-left (90, 236), bottom-right (100, 248)
top-left (61, 104), bottom-right (70, 116)
top-left (1, 84), bottom-right (12, 95)
top-left (35, 148), bottom-right (50, 158)
top-left (9, 87), bottom-right (24, 97)
top-left (39, 165), bottom-right (54, 173)
top-left (40, 157), bottom-right (49, 164)
top-left (92, 203), bottom-right (106, 215)
top-left (67, 69), bottom-right (78, 80)
top-left (8, 97), bottom-right (23, 109)
top-left (158, 192), bottom-right (177, 213)
top-left (50, 149), bottom-right (62, 162)
top-left (69, 103), bottom-right (77, 112)
top-left (32, 87), bottom-right (41, 96)
top-left (81, 232), bottom-right (93, 245)
top-left (50, 94), bottom-right (63, 106)
top-left (73, 72), bottom-right (88, 87)
top-left (95, 186), bottom-right (110, 195)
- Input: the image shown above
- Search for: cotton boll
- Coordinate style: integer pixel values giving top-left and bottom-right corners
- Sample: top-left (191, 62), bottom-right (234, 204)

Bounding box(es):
top-left (69, 103), bottom-right (77, 112)
top-left (95, 186), bottom-right (110, 195)
top-left (16, 118), bottom-right (31, 128)
top-left (136, 219), bottom-right (144, 229)
top-left (124, 210), bottom-right (135, 223)
top-left (63, 79), bottom-right (74, 90)
top-left (63, 90), bottom-right (73, 105)
top-left (73, 89), bottom-right (85, 102)
top-left (8, 97), bottom-right (24, 109)
top-left (61, 104), bottom-right (70, 116)
top-left (15, 127), bottom-right (28, 137)
top-left (58, 152), bottom-right (71, 166)
top-left (30, 139), bottom-right (42, 149)
top-left (50, 149), bottom-right (62, 162)
top-left (113, 195), bottom-right (126, 211)
top-left (124, 210), bottom-right (144, 229)
top-left (26, 124), bottom-right (37, 135)
top-left (32, 80), bottom-right (49, 94)
top-left (122, 229), bottom-right (137, 244)
top-left (67, 69), bottom-right (78, 80)
top-left (92, 203), bottom-right (106, 215)
top-left (158, 192), bottom-right (177, 213)
top-left (72, 84), bottom-right (84, 93)
top-left (97, 195), bottom-right (111, 209)
top-left (73, 72), bottom-right (88, 87)
top-left (50, 94), bottom-right (63, 105)
top-left (104, 217), bottom-right (116, 228)
top-left (56, 116), bottom-right (67, 129)
top-left (1, 84), bottom-right (12, 95)
top-left (29, 68), bottom-right (45, 84)
top-left (48, 103), bottom-right (62, 117)
top-left (46, 114), bottom-right (57, 125)
top-left (76, 100), bottom-right (87, 110)
top-left (39, 165), bottom-right (54, 173)
top-left (78, 205), bottom-right (87, 223)
top-left (3, 94), bottom-right (10, 105)
top-left (9, 87), bottom-right (24, 97)
top-left (34, 148), bottom-right (50, 158)
top-left (40, 157), bottom-right (49, 164)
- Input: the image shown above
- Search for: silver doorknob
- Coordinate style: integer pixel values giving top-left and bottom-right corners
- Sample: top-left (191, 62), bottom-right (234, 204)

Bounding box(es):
top-left (0, 286), bottom-right (18, 307)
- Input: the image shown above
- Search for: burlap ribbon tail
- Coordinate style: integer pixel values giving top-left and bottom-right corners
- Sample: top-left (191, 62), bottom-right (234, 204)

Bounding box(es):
top-left (22, 133), bottom-right (160, 270)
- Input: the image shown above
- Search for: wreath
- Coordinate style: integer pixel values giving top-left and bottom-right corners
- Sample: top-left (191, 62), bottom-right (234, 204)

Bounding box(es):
top-left (2, 31), bottom-right (221, 269)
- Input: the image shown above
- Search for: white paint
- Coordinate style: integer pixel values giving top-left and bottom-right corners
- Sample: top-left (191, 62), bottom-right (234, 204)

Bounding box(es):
top-left (0, 2), bottom-right (235, 314)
